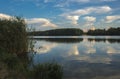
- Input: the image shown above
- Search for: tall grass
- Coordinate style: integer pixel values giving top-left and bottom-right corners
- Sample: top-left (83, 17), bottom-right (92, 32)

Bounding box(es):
top-left (30, 63), bottom-right (63, 79)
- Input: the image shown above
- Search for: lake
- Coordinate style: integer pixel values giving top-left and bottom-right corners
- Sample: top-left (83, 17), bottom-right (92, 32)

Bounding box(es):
top-left (31, 36), bottom-right (120, 79)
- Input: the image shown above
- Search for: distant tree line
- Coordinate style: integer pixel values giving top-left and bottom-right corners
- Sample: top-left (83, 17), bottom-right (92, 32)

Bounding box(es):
top-left (28, 27), bottom-right (120, 36)
top-left (28, 28), bottom-right (83, 36)
top-left (87, 27), bottom-right (120, 35)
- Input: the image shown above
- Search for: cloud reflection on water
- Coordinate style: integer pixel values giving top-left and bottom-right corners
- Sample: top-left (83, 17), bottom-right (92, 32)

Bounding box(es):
top-left (82, 38), bottom-right (96, 54)
top-left (32, 36), bottom-right (120, 79)
top-left (104, 46), bottom-right (120, 55)
top-left (33, 37), bottom-right (120, 64)
top-left (67, 45), bottom-right (79, 56)
top-left (33, 41), bottom-right (57, 54)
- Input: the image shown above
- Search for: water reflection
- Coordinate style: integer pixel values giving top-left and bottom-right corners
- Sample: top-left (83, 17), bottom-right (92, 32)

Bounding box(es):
top-left (33, 41), bottom-right (57, 54)
top-left (32, 36), bottom-right (120, 79)
top-left (88, 38), bottom-right (120, 43)
top-left (67, 45), bottom-right (79, 56)
top-left (33, 38), bottom-right (83, 43)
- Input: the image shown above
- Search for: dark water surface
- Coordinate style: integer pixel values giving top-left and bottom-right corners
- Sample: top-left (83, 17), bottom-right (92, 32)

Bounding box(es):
top-left (31, 36), bottom-right (120, 79)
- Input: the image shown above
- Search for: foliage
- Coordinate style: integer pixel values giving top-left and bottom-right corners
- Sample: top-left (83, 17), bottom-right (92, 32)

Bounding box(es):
top-left (87, 27), bottom-right (120, 35)
top-left (0, 16), bottom-right (63, 79)
top-left (30, 63), bottom-right (63, 79)
top-left (28, 28), bottom-right (83, 36)
top-left (0, 49), bottom-right (29, 79)
top-left (28, 27), bottom-right (120, 36)
top-left (107, 27), bottom-right (120, 35)
top-left (0, 17), bottom-right (28, 54)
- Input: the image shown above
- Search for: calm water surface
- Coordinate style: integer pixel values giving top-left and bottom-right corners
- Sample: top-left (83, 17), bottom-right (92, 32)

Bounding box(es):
top-left (31, 36), bottom-right (120, 79)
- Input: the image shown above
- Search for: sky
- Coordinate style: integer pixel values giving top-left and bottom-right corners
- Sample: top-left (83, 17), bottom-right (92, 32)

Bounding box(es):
top-left (0, 0), bottom-right (120, 31)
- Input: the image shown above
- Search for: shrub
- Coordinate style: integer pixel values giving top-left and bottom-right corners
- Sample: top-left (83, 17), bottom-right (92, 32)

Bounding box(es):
top-left (0, 17), bottom-right (28, 54)
top-left (30, 63), bottom-right (63, 79)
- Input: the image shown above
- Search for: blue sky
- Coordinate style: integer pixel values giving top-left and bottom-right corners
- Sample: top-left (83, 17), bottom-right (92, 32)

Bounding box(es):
top-left (0, 0), bottom-right (120, 31)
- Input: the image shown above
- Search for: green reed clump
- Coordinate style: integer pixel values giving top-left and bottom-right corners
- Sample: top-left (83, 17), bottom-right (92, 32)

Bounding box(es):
top-left (30, 63), bottom-right (63, 79)
top-left (0, 17), bottom-right (28, 54)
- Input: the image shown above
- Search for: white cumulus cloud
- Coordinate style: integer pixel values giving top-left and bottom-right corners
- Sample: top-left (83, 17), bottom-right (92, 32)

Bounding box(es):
top-left (66, 15), bottom-right (79, 25)
top-left (61, 6), bottom-right (112, 25)
top-left (0, 13), bottom-right (11, 19)
top-left (26, 18), bottom-right (58, 28)
top-left (70, 6), bottom-right (112, 15)
top-left (0, 13), bottom-right (58, 31)
top-left (84, 16), bottom-right (96, 22)
top-left (105, 15), bottom-right (120, 23)
top-left (83, 16), bottom-right (96, 30)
